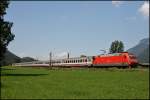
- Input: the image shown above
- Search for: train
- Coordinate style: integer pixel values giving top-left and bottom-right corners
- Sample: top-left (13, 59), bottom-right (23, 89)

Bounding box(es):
top-left (13, 52), bottom-right (138, 68)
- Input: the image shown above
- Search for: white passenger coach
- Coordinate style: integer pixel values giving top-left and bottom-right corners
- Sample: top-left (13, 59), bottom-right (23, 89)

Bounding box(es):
top-left (12, 56), bottom-right (93, 67)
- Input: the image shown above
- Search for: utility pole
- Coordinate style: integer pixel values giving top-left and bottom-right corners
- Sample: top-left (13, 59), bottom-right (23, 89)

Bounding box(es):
top-left (67, 52), bottom-right (69, 59)
top-left (49, 52), bottom-right (52, 69)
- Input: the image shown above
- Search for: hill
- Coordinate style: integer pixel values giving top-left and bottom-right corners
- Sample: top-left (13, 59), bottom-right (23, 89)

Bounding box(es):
top-left (1, 50), bottom-right (21, 66)
top-left (21, 57), bottom-right (37, 62)
top-left (127, 38), bottom-right (149, 63)
top-left (1, 50), bottom-right (37, 66)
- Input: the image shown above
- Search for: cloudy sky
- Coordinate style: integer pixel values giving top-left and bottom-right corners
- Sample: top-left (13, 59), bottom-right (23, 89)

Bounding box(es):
top-left (5, 1), bottom-right (149, 60)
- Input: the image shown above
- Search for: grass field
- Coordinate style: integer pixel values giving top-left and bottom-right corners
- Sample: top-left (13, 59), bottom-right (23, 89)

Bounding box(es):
top-left (1, 66), bottom-right (149, 99)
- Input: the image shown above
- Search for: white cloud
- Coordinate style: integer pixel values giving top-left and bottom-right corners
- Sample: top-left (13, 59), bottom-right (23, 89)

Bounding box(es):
top-left (139, 1), bottom-right (149, 17)
top-left (112, 1), bottom-right (123, 7)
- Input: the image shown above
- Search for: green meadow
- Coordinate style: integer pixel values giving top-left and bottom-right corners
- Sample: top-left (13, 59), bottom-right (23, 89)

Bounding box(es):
top-left (1, 66), bottom-right (149, 99)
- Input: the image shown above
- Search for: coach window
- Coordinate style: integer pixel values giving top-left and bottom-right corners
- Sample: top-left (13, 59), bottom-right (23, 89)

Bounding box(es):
top-left (85, 59), bottom-right (87, 62)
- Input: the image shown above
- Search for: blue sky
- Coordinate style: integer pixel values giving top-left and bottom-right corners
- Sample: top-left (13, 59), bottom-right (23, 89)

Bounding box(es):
top-left (5, 1), bottom-right (149, 60)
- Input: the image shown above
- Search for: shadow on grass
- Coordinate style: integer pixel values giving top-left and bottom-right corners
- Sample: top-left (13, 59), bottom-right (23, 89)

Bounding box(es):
top-left (0, 73), bottom-right (48, 76)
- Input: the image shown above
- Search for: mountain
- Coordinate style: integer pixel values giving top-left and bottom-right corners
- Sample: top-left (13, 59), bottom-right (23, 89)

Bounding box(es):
top-left (137, 46), bottom-right (149, 63)
top-left (127, 38), bottom-right (149, 63)
top-left (1, 50), bottom-right (37, 66)
top-left (1, 50), bottom-right (21, 66)
top-left (21, 57), bottom-right (37, 62)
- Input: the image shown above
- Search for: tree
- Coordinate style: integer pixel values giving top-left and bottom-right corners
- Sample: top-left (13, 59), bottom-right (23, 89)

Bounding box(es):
top-left (109, 40), bottom-right (124, 53)
top-left (0, 0), bottom-right (15, 66)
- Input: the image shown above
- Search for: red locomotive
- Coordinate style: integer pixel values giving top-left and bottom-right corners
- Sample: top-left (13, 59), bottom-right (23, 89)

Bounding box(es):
top-left (92, 52), bottom-right (138, 68)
